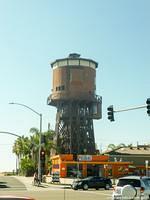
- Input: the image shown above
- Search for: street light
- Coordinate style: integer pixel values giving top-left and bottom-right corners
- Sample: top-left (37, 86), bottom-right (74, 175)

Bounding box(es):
top-left (9, 102), bottom-right (42, 182)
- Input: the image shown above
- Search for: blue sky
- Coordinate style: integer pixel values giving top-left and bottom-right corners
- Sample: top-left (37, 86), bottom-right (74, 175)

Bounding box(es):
top-left (0, 0), bottom-right (150, 172)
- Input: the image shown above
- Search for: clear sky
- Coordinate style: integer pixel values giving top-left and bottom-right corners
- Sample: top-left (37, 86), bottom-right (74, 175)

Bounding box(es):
top-left (0, 0), bottom-right (150, 172)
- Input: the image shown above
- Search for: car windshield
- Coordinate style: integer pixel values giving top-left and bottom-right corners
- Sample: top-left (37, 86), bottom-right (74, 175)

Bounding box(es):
top-left (81, 177), bottom-right (93, 181)
top-left (117, 179), bottom-right (141, 187)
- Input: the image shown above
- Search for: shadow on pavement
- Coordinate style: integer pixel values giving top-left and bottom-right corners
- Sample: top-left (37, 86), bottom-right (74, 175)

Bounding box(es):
top-left (0, 184), bottom-right (10, 188)
top-left (0, 181), bottom-right (10, 188)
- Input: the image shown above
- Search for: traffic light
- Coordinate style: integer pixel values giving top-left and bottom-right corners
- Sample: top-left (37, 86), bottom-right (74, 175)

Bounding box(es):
top-left (41, 134), bottom-right (46, 144)
top-left (107, 105), bottom-right (115, 121)
top-left (146, 98), bottom-right (150, 116)
top-left (40, 148), bottom-right (45, 162)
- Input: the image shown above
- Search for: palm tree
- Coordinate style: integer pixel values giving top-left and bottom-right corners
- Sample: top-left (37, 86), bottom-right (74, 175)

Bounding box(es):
top-left (44, 130), bottom-right (56, 157)
top-left (12, 137), bottom-right (22, 172)
top-left (29, 127), bottom-right (56, 172)
top-left (12, 135), bottom-right (31, 173)
top-left (29, 127), bottom-right (40, 169)
top-left (12, 136), bottom-right (30, 157)
top-left (12, 127), bottom-right (56, 175)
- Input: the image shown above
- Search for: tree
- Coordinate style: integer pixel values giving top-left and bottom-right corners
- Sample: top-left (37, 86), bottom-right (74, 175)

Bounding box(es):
top-left (118, 143), bottom-right (126, 148)
top-left (29, 127), bottom-right (56, 170)
top-left (29, 127), bottom-right (40, 169)
top-left (13, 136), bottom-right (31, 156)
top-left (43, 130), bottom-right (56, 157)
top-left (107, 143), bottom-right (126, 150)
top-left (107, 144), bottom-right (116, 150)
top-left (12, 127), bottom-right (56, 175)
top-left (12, 136), bottom-right (31, 174)
top-left (20, 157), bottom-right (35, 176)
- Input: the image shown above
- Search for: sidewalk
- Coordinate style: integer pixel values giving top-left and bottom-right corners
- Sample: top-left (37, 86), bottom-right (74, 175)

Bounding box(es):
top-left (13, 176), bottom-right (73, 190)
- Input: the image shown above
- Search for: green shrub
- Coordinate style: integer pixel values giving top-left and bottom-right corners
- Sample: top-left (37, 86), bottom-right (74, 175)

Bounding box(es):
top-left (20, 157), bottom-right (35, 176)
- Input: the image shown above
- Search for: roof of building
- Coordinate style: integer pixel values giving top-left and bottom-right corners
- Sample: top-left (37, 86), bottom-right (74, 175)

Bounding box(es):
top-left (103, 145), bottom-right (150, 155)
top-left (51, 53), bottom-right (98, 68)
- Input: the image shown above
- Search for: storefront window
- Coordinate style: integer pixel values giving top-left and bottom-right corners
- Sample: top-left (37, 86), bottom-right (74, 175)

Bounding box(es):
top-left (87, 164), bottom-right (100, 177)
top-left (67, 164), bottom-right (82, 178)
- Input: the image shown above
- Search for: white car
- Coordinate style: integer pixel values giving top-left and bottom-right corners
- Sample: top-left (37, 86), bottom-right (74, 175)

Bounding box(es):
top-left (112, 176), bottom-right (150, 200)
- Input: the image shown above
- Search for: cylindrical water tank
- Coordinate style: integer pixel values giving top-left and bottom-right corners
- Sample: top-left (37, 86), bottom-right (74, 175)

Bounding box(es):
top-left (50, 53), bottom-right (98, 102)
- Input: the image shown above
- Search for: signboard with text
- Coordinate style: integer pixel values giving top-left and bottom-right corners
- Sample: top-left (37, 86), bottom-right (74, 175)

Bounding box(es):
top-left (78, 155), bottom-right (92, 161)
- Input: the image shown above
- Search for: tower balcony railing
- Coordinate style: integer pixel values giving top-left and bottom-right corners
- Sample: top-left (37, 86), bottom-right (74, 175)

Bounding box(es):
top-left (47, 92), bottom-right (102, 105)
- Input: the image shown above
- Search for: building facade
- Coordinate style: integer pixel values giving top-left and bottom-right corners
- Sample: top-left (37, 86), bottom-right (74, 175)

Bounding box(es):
top-left (50, 154), bottom-right (131, 178)
top-left (103, 145), bottom-right (150, 176)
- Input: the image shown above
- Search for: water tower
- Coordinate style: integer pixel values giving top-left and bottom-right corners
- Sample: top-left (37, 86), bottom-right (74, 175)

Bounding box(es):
top-left (47, 53), bottom-right (102, 155)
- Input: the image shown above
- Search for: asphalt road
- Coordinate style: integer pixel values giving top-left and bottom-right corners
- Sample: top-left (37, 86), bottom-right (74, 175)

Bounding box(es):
top-left (0, 176), bottom-right (113, 200)
top-left (0, 176), bottom-right (26, 191)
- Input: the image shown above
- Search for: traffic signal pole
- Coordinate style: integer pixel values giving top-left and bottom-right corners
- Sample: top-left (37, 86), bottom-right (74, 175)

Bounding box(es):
top-left (107, 98), bottom-right (150, 122)
top-left (114, 104), bottom-right (146, 113)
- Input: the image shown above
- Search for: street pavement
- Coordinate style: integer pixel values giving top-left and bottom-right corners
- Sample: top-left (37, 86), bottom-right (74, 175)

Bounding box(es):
top-left (12, 175), bottom-right (116, 191)
top-left (0, 176), bottom-right (26, 191)
top-left (0, 176), bottom-right (113, 200)
top-left (14, 176), bottom-right (71, 191)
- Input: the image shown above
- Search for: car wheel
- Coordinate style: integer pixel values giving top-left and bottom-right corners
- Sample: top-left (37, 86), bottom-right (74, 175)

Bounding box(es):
top-left (105, 184), bottom-right (110, 190)
top-left (83, 184), bottom-right (88, 190)
top-left (71, 185), bottom-right (78, 190)
top-left (73, 188), bottom-right (78, 190)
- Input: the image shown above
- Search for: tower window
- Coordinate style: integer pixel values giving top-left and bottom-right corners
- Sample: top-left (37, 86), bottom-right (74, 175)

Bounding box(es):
top-left (56, 85), bottom-right (65, 91)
